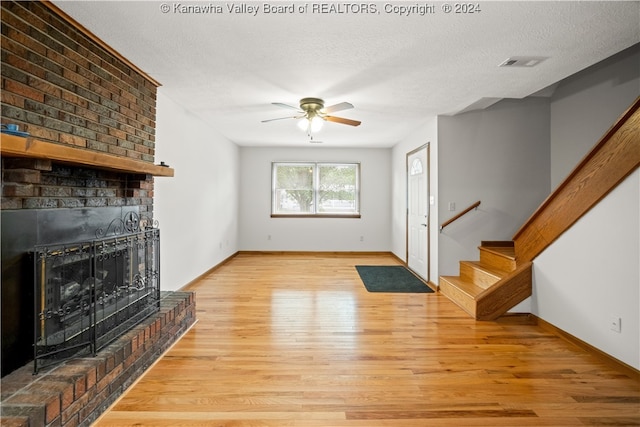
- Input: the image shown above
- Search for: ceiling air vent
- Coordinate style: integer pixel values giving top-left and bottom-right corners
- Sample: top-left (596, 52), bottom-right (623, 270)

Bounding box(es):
top-left (499, 57), bottom-right (547, 68)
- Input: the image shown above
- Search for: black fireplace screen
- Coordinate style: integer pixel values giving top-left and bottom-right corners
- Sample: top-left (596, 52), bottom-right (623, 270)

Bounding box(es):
top-left (32, 225), bottom-right (160, 373)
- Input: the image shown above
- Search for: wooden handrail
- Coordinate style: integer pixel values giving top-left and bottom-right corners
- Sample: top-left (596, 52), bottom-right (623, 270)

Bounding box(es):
top-left (440, 200), bottom-right (481, 232)
top-left (513, 96), bottom-right (640, 262)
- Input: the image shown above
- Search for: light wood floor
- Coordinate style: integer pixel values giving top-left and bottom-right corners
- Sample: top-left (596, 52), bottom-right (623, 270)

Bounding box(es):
top-left (95, 252), bottom-right (640, 426)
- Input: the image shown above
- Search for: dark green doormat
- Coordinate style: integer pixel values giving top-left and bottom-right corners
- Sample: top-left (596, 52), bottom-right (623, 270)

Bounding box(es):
top-left (355, 265), bottom-right (434, 293)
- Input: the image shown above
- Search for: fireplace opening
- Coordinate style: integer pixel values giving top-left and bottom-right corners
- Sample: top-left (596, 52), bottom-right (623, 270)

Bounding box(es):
top-left (32, 215), bottom-right (160, 373)
top-left (1, 205), bottom-right (164, 378)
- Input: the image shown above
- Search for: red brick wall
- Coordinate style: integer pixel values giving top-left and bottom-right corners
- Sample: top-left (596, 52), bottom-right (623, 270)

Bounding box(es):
top-left (1, 158), bottom-right (153, 210)
top-left (1, 1), bottom-right (158, 214)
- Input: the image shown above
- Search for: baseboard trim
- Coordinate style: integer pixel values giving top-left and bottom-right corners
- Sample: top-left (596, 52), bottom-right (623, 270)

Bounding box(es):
top-left (180, 252), bottom-right (239, 291)
top-left (532, 314), bottom-right (640, 381)
top-left (237, 250), bottom-right (397, 257)
top-left (389, 252), bottom-right (405, 264)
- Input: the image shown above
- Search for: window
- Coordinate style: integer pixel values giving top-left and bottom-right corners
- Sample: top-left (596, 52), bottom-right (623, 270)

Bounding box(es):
top-left (410, 158), bottom-right (423, 175)
top-left (272, 162), bottom-right (360, 217)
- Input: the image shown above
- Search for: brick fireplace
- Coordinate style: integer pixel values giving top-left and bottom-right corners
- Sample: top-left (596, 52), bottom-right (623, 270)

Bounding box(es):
top-left (1, 2), bottom-right (193, 425)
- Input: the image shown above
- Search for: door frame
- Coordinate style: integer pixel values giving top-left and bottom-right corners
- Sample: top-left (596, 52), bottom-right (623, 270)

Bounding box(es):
top-left (406, 143), bottom-right (430, 282)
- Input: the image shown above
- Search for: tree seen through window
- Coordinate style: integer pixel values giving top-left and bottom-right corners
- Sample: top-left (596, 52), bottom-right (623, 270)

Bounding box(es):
top-left (272, 162), bottom-right (359, 216)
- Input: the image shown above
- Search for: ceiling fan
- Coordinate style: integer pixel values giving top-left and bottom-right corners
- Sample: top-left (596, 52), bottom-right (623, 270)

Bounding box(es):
top-left (261, 97), bottom-right (361, 135)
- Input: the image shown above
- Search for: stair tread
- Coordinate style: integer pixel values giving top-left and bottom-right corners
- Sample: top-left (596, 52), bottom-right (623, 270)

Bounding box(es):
top-left (440, 275), bottom-right (485, 298)
top-left (441, 240), bottom-right (531, 320)
top-left (461, 260), bottom-right (511, 279)
top-left (479, 245), bottom-right (516, 259)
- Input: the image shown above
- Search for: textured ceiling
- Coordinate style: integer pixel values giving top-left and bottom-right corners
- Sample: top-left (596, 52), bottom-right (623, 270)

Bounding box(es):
top-left (53, 1), bottom-right (639, 147)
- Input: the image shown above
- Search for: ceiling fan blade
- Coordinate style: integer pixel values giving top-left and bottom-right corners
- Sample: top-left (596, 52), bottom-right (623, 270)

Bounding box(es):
top-left (324, 115), bottom-right (361, 127)
top-left (272, 102), bottom-right (302, 112)
top-left (261, 115), bottom-right (301, 123)
top-left (322, 102), bottom-right (353, 114)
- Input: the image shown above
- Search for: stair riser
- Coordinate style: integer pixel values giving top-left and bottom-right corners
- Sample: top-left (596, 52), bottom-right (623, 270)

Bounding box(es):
top-left (460, 262), bottom-right (499, 289)
top-left (439, 242), bottom-right (531, 321)
top-left (476, 264), bottom-right (533, 320)
top-left (439, 278), bottom-right (477, 318)
top-left (479, 250), bottom-right (516, 271)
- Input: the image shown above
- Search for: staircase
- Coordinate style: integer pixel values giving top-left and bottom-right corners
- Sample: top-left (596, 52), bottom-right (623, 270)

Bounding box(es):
top-left (439, 241), bottom-right (532, 320)
top-left (438, 98), bottom-right (639, 322)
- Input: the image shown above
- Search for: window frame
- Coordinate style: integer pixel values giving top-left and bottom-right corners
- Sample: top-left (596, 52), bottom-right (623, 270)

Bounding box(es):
top-left (271, 161), bottom-right (361, 218)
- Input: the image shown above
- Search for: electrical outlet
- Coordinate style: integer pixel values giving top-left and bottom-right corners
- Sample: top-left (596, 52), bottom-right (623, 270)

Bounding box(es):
top-left (609, 315), bottom-right (621, 333)
top-left (448, 202), bottom-right (456, 211)
top-left (360, 236), bottom-right (364, 242)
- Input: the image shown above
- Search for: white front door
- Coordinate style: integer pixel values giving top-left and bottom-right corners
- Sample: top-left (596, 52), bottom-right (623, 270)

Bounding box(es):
top-left (407, 146), bottom-right (429, 280)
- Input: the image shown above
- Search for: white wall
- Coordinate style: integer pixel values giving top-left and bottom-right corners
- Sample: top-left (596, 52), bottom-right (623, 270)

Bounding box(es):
top-left (532, 171), bottom-right (639, 369)
top-left (550, 44), bottom-right (640, 188)
top-left (391, 117), bottom-right (438, 282)
top-left (238, 147), bottom-right (391, 251)
top-left (437, 98), bottom-right (551, 277)
top-left (531, 45), bottom-right (640, 368)
top-left (154, 91), bottom-right (239, 291)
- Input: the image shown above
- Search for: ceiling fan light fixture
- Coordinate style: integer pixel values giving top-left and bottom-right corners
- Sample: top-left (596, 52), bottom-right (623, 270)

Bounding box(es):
top-left (264, 97), bottom-right (360, 135)
top-left (310, 115), bottom-right (324, 132)
top-left (297, 114), bottom-right (324, 133)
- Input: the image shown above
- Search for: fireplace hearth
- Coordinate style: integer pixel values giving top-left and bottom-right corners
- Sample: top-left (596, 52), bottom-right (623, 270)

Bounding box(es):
top-left (1, 291), bottom-right (195, 427)
top-left (32, 213), bottom-right (160, 373)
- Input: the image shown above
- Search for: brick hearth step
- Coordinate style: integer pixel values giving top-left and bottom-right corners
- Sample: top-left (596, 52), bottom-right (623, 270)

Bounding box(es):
top-left (0, 291), bottom-right (196, 427)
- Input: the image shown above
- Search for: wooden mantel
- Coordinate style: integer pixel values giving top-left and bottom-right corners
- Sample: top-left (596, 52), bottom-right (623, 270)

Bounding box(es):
top-left (0, 134), bottom-right (174, 177)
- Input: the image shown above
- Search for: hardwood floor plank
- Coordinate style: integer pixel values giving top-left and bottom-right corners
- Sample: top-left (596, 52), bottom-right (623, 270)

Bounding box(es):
top-left (94, 253), bottom-right (640, 426)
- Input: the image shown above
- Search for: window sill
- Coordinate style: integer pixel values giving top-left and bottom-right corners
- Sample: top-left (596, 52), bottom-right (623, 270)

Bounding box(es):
top-left (271, 214), bottom-right (361, 219)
